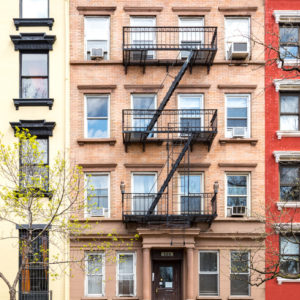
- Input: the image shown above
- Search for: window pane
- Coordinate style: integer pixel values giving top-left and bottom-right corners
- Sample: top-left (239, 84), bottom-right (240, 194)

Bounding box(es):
top-left (159, 266), bottom-right (173, 288)
top-left (179, 96), bottom-right (203, 109)
top-left (88, 255), bottom-right (103, 275)
top-left (228, 108), bottom-right (247, 118)
top-left (227, 97), bottom-right (247, 108)
top-left (281, 95), bottom-right (299, 113)
top-left (280, 27), bottom-right (299, 43)
top-left (133, 174), bottom-right (156, 193)
top-left (227, 119), bottom-right (247, 127)
top-left (87, 175), bottom-right (109, 211)
top-left (280, 256), bottom-right (299, 274)
top-left (200, 252), bottom-right (217, 272)
top-left (231, 252), bottom-right (249, 273)
top-left (200, 274), bottom-right (218, 295)
top-left (22, 54), bottom-right (48, 76)
top-left (227, 176), bottom-right (247, 195)
top-left (281, 236), bottom-right (300, 255)
top-left (119, 274), bottom-right (134, 295)
top-left (280, 116), bottom-right (299, 131)
top-left (180, 175), bottom-right (202, 194)
top-left (280, 46), bottom-right (299, 59)
top-left (227, 197), bottom-right (247, 207)
top-left (87, 97), bottom-right (108, 118)
top-left (225, 18), bottom-right (250, 43)
top-left (21, 139), bottom-right (48, 164)
top-left (85, 17), bottom-right (110, 40)
top-left (280, 166), bottom-right (299, 185)
top-left (132, 95), bottom-right (155, 109)
top-left (87, 120), bottom-right (108, 138)
top-left (22, 78), bottom-right (48, 98)
top-left (230, 274), bottom-right (249, 296)
top-left (280, 186), bottom-right (299, 201)
top-left (88, 275), bottom-right (102, 294)
top-left (22, 0), bottom-right (48, 18)
top-left (119, 255), bottom-right (133, 274)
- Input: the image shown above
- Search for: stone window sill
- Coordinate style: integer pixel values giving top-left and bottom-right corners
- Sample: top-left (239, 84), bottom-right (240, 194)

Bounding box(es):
top-left (277, 59), bottom-right (300, 67)
top-left (228, 297), bottom-right (253, 300)
top-left (277, 131), bottom-right (300, 139)
top-left (112, 297), bottom-right (139, 300)
top-left (277, 277), bottom-right (300, 285)
top-left (277, 201), bottom-right (300, 210)
top-left (77, 138), bottom-right (116, 146)
top-left (81, 297), bottom-right (107, 300)
top-left (219, 138), bottom-right (258, 145)
top-left (14, 98), bottom-right (54, 110)
top-left (13, 18), bottom-right (54, 30)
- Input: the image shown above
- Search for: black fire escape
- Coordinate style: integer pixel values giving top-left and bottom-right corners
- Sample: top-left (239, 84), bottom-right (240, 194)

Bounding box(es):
top-left (122, 26), bottom-right (218, 225)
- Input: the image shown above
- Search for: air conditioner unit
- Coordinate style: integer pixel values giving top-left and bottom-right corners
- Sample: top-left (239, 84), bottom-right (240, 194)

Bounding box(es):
top-left (232, 127), bottom-right (246, 138)
top-left (228, 42), bottom-right (249, 60)
top-left (91, 207), bottom-right (106, 217)
top-left (228, 206), bottom-right (246, 217)
top-left (90, 48), bottom-right (104, 60)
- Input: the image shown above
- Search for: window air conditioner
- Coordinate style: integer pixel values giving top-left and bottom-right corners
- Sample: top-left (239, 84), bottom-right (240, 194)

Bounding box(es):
top-left (232, 127), bottom-right (246, 138)
top-left (92, 207), bottom-right (106, 217)
top-left (228, 206), bottom-right (246, 217)
top-left (90, 48), bottom-right (104, 60)
top-left (228, 42), bottom-right (249, 60)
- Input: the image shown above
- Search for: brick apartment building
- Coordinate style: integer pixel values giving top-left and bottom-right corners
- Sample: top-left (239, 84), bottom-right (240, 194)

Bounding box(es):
top-left (265, 0), bottom-right (300, 299)
top-left (70, 1), bottom-right (265, 299)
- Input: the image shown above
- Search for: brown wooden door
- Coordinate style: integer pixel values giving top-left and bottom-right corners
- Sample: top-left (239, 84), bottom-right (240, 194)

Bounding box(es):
top-left (152, 261), bottom-right (181, 300)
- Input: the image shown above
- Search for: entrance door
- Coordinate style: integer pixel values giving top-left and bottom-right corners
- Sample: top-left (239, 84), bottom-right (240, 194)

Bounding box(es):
top-left (152, 261), bottom-right (181, 300)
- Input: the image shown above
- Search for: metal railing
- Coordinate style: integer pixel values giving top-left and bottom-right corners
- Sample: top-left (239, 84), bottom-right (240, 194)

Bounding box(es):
top-left (123, 26), bottom-right (217, 67)
top-left (122, 192), bottom-right (217, 224)
top-left (123, 109), bottom-right (217, 143)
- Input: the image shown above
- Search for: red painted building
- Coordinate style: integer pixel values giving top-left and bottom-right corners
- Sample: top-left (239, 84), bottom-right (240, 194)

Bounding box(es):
top-left (265, 0), bottom-right (300, 298)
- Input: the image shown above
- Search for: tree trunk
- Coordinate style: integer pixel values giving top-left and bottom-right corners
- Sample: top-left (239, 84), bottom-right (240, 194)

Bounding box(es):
top-left (9, 288), bottom-right (16, 300)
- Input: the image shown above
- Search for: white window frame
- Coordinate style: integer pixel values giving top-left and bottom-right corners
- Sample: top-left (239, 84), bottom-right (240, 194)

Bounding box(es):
top-left (178, 94), bottom-right (204, 136)
top-left (116, 252), bottom-right (137, 297)
top-left (178, 172), bottom-right (204, 214)
top-left (131, 172), bottom-right (157, 213)
top-left (230, 251), bottom-right (250, 296)
top-left (225, 173), bottom-right (251, 217)
top-left (84, 173), bottom-right (110, 218)
top-left (131, 94), bottom-right (157, 137)
top-left (199, 250), bottom-right (219, 296)
top-left (178, 17), bottom-right (205, 59)
top-left (84, 94), bottom-right (110, 139)
top-left (84, 16), bottom-right (110, 60)
top-left (130, 17), bottom-right (156, 59)
top-left (225, 94), bottom-right (251, 138)
top-left (224, 17), bottom-right (251, 60)
top-left (85, 252), bottom-right (105, 297)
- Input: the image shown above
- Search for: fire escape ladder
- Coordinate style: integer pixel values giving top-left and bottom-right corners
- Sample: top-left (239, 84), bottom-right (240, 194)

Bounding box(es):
top-left (146, 134), bottom-right (194, 216)
top-left (142, 50), bottom-right (195, 141)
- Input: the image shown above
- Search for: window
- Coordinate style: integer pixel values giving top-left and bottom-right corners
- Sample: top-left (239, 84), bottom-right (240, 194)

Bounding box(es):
top-left (20, 138), bottom-right (49, 190)
top-left (130, 17), bottom-right (156, 59)
top-left (179, 174), bottom-right (203, 213)
top-left (21, 53), bottom-right (48, 99)
top-left (226, 174), bottom-right (250, 216)
top-left (225, 18), bottom-right (250, 60)
top-left (84, 17), bottom-right (110, 60)
top-left (19, 229), bottom-right (49, 298)
top-left (280, 235), bottom-right (300, 275)
top-left (21, 0), bottom-right (48, 18)
top-left (179, 17), bottom-right (204, 58)
top-left (280, 93), bottom-right (300, 131)
top-left (117, 253), bottom-right (136, 296)
top-left (225, 94), bottom-right (250, 138)
top-left (280, 164), bottom-right (300, 201)
top-left (230, 251), bottom-right (250, 296)
top-left (280, 26), bottom-right (300, 60)
top-left (85, 95), bottom-right (109, 138)
top-left (86, 174), bottom-right (109, 217)
top-left (199, 251), bottom-right (219, 296)
top-left (178, 94), bottom-right (203, 134)
top-left (132, 94), bottom-right (156, 137)
top-left (132, 173), bottom-right (156, 214)
top-left (86, 253), bottom-right (105, 296)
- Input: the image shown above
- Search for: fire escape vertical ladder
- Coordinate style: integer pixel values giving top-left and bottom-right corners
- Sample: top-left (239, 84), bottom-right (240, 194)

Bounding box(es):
top-left (146, 134), bottom-right (195, 216)
top-left (142, 50), bottom-right (195, 140)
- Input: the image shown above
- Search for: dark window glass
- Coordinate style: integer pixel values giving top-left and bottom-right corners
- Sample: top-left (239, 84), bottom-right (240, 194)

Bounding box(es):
top-left (280, 164), bottom-right (300, 201)
top-left (280, 93), bottom-right (300, 131)
top-left (21, 54), bottom-right (48, 99)
top-left (230, 251), bottom-right (249, 296)
top-left (19, 229), bottom-right (49, 299)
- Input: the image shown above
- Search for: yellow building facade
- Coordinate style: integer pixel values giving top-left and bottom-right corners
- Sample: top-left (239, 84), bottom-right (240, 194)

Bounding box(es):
top-left (0, 0), bottom-right (69, 299)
